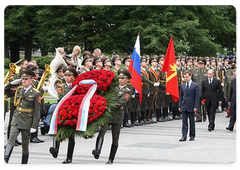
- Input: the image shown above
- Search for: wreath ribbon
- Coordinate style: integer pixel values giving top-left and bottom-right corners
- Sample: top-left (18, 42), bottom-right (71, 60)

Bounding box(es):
top-left (48, 79), bottom-right (97, 135)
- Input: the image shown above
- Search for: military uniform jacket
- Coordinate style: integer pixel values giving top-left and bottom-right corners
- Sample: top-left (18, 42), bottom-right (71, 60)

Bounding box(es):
top-left (111, 66), bottom-right (119, 75)
top-left (110, 85), bottom-right (131, 125)
top-left (80, 67), bottom-right (90, 74)
top-left (157, 70), bottom-right (166, 94)
top-left (148, 67), bottom-right (159, 94)
top-left (192, 68), bottom-right (208, 96)
top-left (215, 66), bottom-right (223, 81)
top-left (141, 68), bottom-right (153, 94)
top-left (224, 70), bottom-right (235, 99)
top-left (5, 84), bottom-right (41, 129)
top-left (57, 83), bottom-right (72, 100)
top-left (54, 77), bottom-right (66, 90)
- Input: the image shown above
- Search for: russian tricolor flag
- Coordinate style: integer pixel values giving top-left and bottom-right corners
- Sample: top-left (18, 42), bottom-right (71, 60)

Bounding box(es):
top-left (128, 33), bottom-right (142, 104)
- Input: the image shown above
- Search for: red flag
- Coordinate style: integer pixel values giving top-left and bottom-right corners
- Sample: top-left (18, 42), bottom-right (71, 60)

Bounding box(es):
top-left (161, 37), bottom-right (179, 102)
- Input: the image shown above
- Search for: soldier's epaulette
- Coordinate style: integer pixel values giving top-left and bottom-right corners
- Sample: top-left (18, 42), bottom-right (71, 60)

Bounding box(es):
top-left (17, 86), bottom-right (23, 90)
top-left (125, 87), bottom-right (131, 92)
top-left (33, 88), bottom-right (40, 93)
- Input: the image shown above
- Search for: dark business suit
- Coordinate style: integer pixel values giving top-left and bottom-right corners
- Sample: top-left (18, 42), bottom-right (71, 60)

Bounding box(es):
top-left (179, 81), bottom-right (200, 139)
top-left (227, 78), bottom-right (236, 129)
top-left (201, 77), bottom-right (222, 130)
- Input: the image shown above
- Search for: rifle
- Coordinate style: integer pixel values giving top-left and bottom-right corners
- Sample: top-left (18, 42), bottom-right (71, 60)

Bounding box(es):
top-left (146, 71), bottom-right (162, 124)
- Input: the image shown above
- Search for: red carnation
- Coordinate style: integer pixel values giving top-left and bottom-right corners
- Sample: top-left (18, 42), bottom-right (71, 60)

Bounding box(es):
top-left (226, 110), bottom-right (230, 114)
top-left (202, 99), bottom-right (206, 104)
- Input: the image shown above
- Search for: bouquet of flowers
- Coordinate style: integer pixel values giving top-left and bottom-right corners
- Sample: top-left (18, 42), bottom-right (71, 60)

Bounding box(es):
top-left (54, 70), bottom-right (118, 142)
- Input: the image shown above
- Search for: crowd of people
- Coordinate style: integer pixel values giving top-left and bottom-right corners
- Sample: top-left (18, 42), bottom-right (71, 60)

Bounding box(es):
top-left (4, 45), bottom-right (236, 164)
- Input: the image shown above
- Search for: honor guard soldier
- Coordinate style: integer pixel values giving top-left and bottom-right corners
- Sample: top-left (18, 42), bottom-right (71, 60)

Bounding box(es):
top-left (122, 56), bottom-right (134, 127)
top-left (215, 59), bottom-right (224, 112)
top-left (80, 55), bottom-right (93, 74)
top-left (182, 59), bottom-right (192, 73)
top-left (50, 66), bottom-right (78, 163)
top-left (140, 56), bottom-right (160, 124)
top-left (26, 65), bottom-right (46, 143)
top-left (102, 57), bottom-right (112, 71)
top-left (93, 56), bottom-right (103, 70)
top-left (224, 61), bottom-right (236, 117)
top-left (148, 57), bottom-right (160, 123)
top-left (92, 68), bottom-right (131, 164)
top-left (172, 57), bottom-right (182, 119)
top-left (192, 59), bottom-right (208, 122)
top-left (4, 69), bottom-right (41, 164)
top-left (111, 55), bottom-right (121, 75)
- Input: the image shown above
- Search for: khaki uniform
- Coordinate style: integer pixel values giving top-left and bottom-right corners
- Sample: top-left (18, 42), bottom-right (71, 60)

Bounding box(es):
top-left (5, 84), bottom-right (41, 155)
top-left (192, 68), bottom-right (208, 121)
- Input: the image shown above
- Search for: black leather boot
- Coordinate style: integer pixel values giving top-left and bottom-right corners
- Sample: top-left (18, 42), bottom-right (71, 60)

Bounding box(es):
top-left (4, 143), bottom-right (13, 163)
top-left (92, 137), bottom-right (104, 159)
top-left (106, 144), bottom-right (118, 164)
top-left (35, 129), bottom-right (44, 143)
top-left (21, 154), bottom-right (29, 164)
top-left (49, 137), bottom-right (60, 158)
top-left (62, 136), bottom-right (75, 164)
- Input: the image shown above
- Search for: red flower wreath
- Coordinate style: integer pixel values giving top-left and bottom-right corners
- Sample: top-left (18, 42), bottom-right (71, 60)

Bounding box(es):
top-left (57, 94), bottom-right (107, 126)
top-left (72, 70), bottom-right (115, 93)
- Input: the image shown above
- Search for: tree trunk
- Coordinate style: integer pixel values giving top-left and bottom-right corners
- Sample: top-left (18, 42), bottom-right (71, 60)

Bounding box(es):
top-left (226, 34), bottom-right (233, 55)
top-left (10, 39), bottom-right (20, 63)
top-left (25, 34), bottom-right (33, 61)
top-left (4, 44), bottom-right (9, 58)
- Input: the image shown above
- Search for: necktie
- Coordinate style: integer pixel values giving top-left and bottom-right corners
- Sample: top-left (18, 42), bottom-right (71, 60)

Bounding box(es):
top-left (209, 79), bottom-right (212, 85)
top-left (22, 89), bottom-right (26, 95)
top-left (186, 82), bottom-right (189, 93)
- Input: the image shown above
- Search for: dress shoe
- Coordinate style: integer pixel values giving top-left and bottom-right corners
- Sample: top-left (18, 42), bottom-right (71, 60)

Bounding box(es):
top-left (30, 138), bottom-right (40, 143)
top-left (208, 128), bottom-right (212, 132)
top-left (49, 147), bottom-right (58, 158)
top-left (62, 158), bottom-right (72, 164)
top-left (195, 119), bottom-right (202, 122)
top-left (226, 127), bottom-right (233, 131)
top-left (15, 140), bottom-right (22, 145)
top-left (189, 137), bottom-right (195, 141)
top-left (123, 123), bottom-right (131, 128)
top-left (14, 142), bottom-right (19, 146)
top-left (35, 137), bottom-right (44, 143)
top-left (105, 159), bottom-right (113, 164)
top-left (179, 138), bottom-right (186, 142)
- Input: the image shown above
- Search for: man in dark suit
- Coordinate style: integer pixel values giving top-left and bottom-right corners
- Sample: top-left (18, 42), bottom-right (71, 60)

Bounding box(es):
top-left (179, 70), bottom-right (200, 141)
top-left (226, 70), bottom-right (236, 131)
top-left (201, 69), bottom-right (222, 131)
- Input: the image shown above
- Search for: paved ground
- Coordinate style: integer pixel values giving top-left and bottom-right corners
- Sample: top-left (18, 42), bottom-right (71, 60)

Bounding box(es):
top-left (3, 111), bottom-right (236, 165)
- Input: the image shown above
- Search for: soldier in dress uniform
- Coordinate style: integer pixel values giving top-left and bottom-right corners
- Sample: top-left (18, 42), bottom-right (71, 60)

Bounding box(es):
top-left (147, 56), bottom-right (160, 123)
top-left (93, 57), bottom-right (103, 70)
top-left (26, 65), bottom-right (46, 143)
top-left (92, 68), bottom-right (131, 164)
top-left (224, 61), bottom-right (236, 118)
top-left (4, 69), bottom-right (41, 164)
top-left (111, 55), bottom-right (121, 75)
top-left (140, 56), bottom-right (160, 124)
top-left (49, 66), bottom-right (77, 164)
top-left (102, 57), bottom-right (112, 71)
top-left (80, 55), bottom-right (93, 74)
top-left (172, 57), bottom-right (182, 120)
top-left (182, 59), bottom-right (192, 73)
top-left (192, 59), bottom-right (208, 122)
top-left (122, 56), bottom-right (134, 127)
top-left (215, 59), bottom-right (224, 112)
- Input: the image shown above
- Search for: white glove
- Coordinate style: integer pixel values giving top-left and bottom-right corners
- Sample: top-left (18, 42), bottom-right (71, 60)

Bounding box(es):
top-left (42, 84), bottom-right (48, 91)
top-left (147, 93), bottom-right (150, 97)
top-left (154, 82), bottom-right (160, 86)
top-left (221, 83), bottom-right (224, 87)
top-left (182, 78), bottom-right (185, 81)
top-left (217, 77), bottom-right (220, 80)
top-left (131, 94), bottom-right (135, 98)
top-left (30, 128), bottom-right (36, 133)
top-left (10, 78), bottom-right (22, 85)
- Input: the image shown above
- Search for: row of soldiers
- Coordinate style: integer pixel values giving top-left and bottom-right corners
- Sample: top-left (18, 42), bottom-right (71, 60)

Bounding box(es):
top-left (4, 48), bottom-right (236, 163)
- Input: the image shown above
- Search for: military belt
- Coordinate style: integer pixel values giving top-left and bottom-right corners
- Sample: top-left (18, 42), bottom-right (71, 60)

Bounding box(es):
top-left (141, 82), bottom-right (148, 85)
top-left (120, 106), bottom-right (124, 110)
top-left (17, 106), bottom-right (33, 113)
